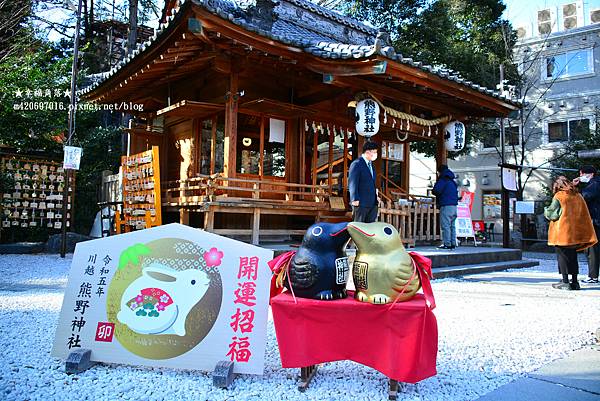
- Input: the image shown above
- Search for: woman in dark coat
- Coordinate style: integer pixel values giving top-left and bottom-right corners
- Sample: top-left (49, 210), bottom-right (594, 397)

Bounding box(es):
top-left (544, 176), bottom-right (598, 290)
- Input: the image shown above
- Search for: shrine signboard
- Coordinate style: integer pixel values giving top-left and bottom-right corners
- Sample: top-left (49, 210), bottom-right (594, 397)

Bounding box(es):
top-left (52, 224), bottom-right (273, 375)
top-left (456, 202), bottom-right (475, 238)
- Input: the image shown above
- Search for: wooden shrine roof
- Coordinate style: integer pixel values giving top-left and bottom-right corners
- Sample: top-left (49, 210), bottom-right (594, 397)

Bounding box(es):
top-left (156, 100), bottom-right (223, 119)
top-left (79, 0), bottom-right (520, 116)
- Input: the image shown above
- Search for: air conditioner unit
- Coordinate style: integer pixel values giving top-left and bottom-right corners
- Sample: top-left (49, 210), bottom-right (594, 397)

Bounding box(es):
top-left (537, 7), bottom-right (557, 35)
top-left (564, 16), bottom-right (577, 29)
top-left (562, 1), bottom-right (583, 30)
top-left (591, 8), bottom-right (600, 24)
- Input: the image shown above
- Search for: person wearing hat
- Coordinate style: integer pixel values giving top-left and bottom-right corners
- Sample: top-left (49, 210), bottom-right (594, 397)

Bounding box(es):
top-left (349, 141), bottom-right (380, 223)
top-left (573, 165), bottom-right (600, 284)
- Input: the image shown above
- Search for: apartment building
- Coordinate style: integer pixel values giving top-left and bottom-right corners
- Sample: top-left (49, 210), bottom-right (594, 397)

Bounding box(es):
top-left (424, 1), bottom-right (600, 240)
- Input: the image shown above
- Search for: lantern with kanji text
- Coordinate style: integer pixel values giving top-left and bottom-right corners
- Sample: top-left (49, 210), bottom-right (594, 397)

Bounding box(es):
top-left (355, 98), bottom-right (380, 137)
top-left (444, 121), bottom-right (466, 151)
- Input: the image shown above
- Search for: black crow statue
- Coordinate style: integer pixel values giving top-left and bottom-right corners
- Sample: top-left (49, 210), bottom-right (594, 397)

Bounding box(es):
top-left (283, 222), bottom-right (351, 300)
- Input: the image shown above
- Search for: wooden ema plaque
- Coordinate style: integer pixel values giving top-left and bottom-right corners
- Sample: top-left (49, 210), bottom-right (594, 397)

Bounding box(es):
top-left (116, 146), bottom-right (161, 233)
top-left (1, 155), bottom-right (75, 232)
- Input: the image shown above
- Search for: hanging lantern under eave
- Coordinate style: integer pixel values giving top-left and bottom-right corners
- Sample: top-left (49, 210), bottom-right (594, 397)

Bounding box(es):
top-left (355, 98), bottom-right (380, 137)
top-left (444, 121), bottom-right (466, 151)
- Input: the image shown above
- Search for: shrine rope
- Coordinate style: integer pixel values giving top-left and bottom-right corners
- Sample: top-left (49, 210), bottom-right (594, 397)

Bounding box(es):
top-left (350, 93), bottom-right (452, 127)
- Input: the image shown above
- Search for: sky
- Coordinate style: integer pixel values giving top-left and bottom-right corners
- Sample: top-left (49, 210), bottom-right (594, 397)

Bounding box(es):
top-left (38, 0), bottom-right (600, 43)
top-left (504, 0), bottom-right (600, 31)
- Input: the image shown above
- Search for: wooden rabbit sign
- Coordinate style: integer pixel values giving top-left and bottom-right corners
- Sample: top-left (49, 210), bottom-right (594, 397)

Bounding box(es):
top-left (52, 224), bottom-right (273, 375)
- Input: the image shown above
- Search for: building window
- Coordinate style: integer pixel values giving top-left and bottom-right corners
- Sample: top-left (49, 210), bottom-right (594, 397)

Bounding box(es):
top-left (237, 114), bottom-right (261, 175)
top-left (263, 118), bottom-right (286, 178)
top-left (214, 119), bottom-right (225, 174)
top-left (380, 141), bottom-right (405, 195)
top-left (314, 126), bottom-right (331, 185)
top-left (199, 115), bottom-right (225, 175)
top-left (505, 126), bottom-right (520, 146)
top-left (483, 193), bottom-right (502, 219)
top-left (330, 127), bottom-right (347, 196)
top-left (200, 120), bottom-right (213, 175)
top-left (236, 114), bottom-right (286, 177)
top-left (482, 125), bottom-right (520, 148)
top-left (544, 48), bottom-right (592, 80)
top-left (548, 118), bottom-right (589, 142)
top-left (482, 132), bottom-right (497, 148)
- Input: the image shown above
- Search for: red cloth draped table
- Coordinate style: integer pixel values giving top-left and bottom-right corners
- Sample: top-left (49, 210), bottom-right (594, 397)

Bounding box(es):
top-left (271, 291), bottom-right (438, 384)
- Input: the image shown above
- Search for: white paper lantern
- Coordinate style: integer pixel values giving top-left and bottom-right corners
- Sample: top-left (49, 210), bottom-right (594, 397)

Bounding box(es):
top-left (355, 98), bottom-right (380, 137)
top-left (444, 121), bottom-right (466, 151)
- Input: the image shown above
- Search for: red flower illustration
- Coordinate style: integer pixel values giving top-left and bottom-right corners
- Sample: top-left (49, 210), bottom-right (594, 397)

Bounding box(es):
top-left (204, 247), bottom-right (224, 268)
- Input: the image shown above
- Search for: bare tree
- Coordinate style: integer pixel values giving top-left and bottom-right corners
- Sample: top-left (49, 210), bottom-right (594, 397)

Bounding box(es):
top-left (471, 27), bottom-right (596, 202)
top-left (0, 0), bottom-right (32, 61)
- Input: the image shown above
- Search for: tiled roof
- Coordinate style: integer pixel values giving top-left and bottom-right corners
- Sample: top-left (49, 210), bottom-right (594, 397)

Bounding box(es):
top-left (283, 0), bottom-right (377, 35)
top-left (80, 0), bottom-right (519, 106)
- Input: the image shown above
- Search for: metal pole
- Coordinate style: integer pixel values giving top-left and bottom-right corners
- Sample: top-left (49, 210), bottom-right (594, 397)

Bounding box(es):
top-left (499, 64), bottom-right (510, 248)
top-left (60, 0), bottom-right (83, 258)
top-left (500, 163), bottom-right (578, 172)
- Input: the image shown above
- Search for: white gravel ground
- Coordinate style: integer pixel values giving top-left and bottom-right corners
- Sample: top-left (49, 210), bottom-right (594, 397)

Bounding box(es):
top-left (0, 252), bottom-right (598, 401)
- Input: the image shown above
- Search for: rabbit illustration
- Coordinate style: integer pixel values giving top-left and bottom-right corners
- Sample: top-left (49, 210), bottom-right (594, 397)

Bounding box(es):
top-left (117, 263), bottom-right (210, 336)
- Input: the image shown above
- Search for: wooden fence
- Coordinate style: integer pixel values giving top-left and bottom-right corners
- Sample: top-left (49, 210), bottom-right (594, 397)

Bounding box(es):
top-left (378, 196), bottom-right (439, 248)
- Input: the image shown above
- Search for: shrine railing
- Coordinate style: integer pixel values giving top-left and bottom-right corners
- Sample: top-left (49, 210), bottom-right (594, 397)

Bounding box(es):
top-left (378, 194), bottom-right (439, 247)
top-left (162, 175), bottom-right (331, 207)
top-left (162, 175), bottom-right (438, 246)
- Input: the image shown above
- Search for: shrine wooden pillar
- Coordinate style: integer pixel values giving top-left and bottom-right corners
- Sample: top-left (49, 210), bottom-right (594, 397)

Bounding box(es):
top-left (223, 60), bottom-right (239, 179)
top-left (435, 124), bottom-right (447, 172)
top-left (402, 141), bottom-right (410, 192)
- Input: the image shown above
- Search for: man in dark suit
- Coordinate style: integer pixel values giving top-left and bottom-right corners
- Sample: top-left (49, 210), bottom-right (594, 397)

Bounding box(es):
top-left (348, 141), bottom-right (379, 223)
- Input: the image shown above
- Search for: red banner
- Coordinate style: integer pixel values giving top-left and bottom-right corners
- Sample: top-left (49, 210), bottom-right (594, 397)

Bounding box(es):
top-left (460, 191), bottom-right (475, 212)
